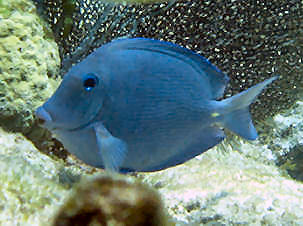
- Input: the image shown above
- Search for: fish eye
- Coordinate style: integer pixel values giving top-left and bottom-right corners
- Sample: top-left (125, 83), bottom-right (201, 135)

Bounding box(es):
top-left (83, 73), bottom-right (99, 91)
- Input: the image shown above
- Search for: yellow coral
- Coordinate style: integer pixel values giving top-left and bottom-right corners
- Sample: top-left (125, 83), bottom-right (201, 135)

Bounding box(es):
top-left (0, 0), bottom-right (61, 133)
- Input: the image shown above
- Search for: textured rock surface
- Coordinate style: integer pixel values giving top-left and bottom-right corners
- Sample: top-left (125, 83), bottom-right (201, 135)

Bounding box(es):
top-left (264, 99), bottom-right (303, 181)
top-left (0, 127), bottom-right (71, 225)
top-left (141, 146), bottom-right (303, 225)
top-left (0, 0), bottom-right (60, 135)
top-left (1, 123), bottom-right (303, 225)
top-left (0, 126), bottom-right (169, 226)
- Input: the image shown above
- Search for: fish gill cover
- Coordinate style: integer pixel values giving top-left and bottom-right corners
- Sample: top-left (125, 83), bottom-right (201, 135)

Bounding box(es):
top-left (31, 0), bottom-right (303, 123)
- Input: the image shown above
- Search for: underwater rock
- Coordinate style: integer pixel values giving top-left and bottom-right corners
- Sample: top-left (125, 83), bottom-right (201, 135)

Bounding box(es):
top-left (0, 127), bottom-right (74, 225)
top-left (0, 124), bottom-right (169, 226)
top-left (264, 99), bottom-right (303, 181)
top-left (52, 175), bottom-right (169, 226)
top-left (141, 146), bottom-right (303, 225)
top-left (1, 117), bottom-right (303, 225)
top-left (0, 0), bottom-right (60, 135)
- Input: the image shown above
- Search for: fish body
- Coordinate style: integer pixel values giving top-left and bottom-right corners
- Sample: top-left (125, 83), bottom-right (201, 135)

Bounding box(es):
top-left (36, 38), bottom-right (276, 172)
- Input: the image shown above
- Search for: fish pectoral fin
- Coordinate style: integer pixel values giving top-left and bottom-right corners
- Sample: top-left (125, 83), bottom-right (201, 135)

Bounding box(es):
top-left (93, 122), bottom-right (127, 172)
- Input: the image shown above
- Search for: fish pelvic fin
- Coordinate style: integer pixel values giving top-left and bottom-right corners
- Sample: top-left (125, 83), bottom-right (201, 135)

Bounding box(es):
top-left (218, 76), bottom-right (278, 140)
top-left (93, 122), bottom-right (128, 172)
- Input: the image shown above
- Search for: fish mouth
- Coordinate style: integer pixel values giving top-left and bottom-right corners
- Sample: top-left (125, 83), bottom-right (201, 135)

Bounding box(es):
top-left (36, 106), bottom-right (100, 133)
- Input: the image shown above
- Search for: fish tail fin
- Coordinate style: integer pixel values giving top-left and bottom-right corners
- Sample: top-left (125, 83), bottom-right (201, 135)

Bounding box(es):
top-left (219, 76), bottom-right (278, 140)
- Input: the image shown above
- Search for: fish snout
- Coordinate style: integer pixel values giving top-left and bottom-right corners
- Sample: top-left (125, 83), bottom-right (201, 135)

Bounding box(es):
top-left (35, 106), bottom-right (52, 126)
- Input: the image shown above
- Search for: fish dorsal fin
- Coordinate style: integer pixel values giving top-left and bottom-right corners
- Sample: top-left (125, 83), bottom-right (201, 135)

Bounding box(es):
top-left (105, 37), bottom-right (229, 99)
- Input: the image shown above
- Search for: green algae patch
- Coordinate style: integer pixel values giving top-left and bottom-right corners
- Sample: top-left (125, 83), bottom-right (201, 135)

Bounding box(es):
top-left (0, 0), bottom-right (61, 134)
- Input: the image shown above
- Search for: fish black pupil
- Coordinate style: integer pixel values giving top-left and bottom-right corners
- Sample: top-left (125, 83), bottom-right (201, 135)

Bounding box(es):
top-left (83, 74), bottom-right (98, 91)
top-left (84, 78), bottom-right (96, 87)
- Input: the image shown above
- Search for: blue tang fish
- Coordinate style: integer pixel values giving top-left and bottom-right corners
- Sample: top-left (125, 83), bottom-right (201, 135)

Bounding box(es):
top-left (36, 38), bottom-right (277, 173)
